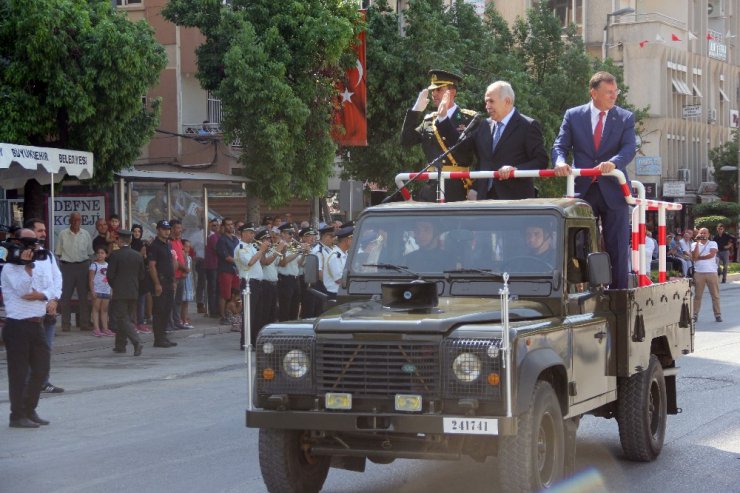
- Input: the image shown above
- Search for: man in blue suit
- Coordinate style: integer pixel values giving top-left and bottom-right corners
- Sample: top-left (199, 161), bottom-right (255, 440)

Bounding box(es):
top-left (552, 71), bottom-right (636, 289)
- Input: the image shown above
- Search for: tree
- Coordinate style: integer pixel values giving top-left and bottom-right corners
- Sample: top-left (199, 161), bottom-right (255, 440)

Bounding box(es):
top-left (709, 130), bottom-right (739, 202)
top-left (163, 0), bottom-right (362, 212)
top-left (0, 0), bottom-right (166, 219)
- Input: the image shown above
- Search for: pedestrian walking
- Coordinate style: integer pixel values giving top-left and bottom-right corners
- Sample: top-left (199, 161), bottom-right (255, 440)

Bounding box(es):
top-left (712, 223), bottom-right (734, 283)
top-left (107, 230), bottom-right (145, 356)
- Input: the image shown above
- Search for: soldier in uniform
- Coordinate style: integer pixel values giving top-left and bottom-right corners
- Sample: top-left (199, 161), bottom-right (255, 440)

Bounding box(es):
top-left (400, 69), bottom-right (478, 202)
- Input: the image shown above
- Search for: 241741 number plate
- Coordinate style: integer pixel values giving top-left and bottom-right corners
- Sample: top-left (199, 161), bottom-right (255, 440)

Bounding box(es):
top-left (443, 417), bottom-right (498, 435)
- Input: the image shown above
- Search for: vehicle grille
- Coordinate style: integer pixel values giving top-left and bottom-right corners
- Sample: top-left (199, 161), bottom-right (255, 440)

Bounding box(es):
top-left (442, 338), bottom-right (502, 399)
top-left (316, 341), bottom-right (441, 399)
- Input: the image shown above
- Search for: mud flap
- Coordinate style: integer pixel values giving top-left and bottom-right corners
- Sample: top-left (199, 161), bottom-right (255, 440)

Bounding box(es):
top-left (564, 416), bottom-right (580, 475)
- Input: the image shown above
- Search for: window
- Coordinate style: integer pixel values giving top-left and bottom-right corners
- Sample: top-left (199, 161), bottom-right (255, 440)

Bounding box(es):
top-left (207, 91), bottom-right (223, 124)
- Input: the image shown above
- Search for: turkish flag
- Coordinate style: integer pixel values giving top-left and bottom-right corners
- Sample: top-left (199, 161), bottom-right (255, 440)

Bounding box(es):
top-left (671, 33), bottom-right (681, 41)
top-left (639, 40), bottom-right (649, 47)
top-left (707, 33), bottom-right (714, 40)
top-left (332, 10), bottom-right (367, 147)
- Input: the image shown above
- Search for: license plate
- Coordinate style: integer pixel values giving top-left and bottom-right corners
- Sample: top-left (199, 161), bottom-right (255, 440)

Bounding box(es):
top-left (443, 417), bottom-right (498, 435)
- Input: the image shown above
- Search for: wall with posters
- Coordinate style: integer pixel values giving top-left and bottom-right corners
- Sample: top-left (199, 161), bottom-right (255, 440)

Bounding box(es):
top-left (46, 193), bottom-right (109, 249)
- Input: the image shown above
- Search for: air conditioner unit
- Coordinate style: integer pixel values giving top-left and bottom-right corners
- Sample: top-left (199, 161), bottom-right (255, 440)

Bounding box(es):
top-left (702, 166), bottom-right (714, 182)
top-left (708, 108), bottom-right (718, 122)
top-left (708, 1), bottom-right (723, 17)
top-left (677, 168), bottom-right (690, 182)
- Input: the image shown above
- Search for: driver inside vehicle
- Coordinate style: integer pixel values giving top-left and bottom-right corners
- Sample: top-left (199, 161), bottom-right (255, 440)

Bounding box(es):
top-left (404, 220), bottom-right (446, 271)
top-left (503, 225), bottom-right (556, 272)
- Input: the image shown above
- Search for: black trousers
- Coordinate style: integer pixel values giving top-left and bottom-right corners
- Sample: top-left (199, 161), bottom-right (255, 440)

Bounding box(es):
top-left (240, 279), bottom-right (264, 348)
top-left (2, 318), bottom-right (50, 421)
top-left (206, 268), bottom-right (219, 316)
top-left (195, 257), bottom-right (206, 305)
top-left (152, 282), bottom-right (175, 344)
top-left (111, 299), bottom-right (141, 349)
top-left (261, 281), bottom-right (278, 327)
top-left (59, 261), bottom-right (91, 329)
top-left (277, 275), bottom-right (301, 321)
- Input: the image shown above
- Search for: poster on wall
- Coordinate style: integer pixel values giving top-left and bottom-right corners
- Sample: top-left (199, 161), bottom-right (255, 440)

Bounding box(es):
top-left (45, 193), bottom-right (109, 249)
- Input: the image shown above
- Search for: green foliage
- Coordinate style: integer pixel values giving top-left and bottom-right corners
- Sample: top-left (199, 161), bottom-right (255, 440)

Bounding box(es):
top-left (0, 0), bottom-right (166, 185)
top-left (163, 0), bottom-right (362, 207)
top-left (709, 130), bottom-right (739, 202)
top-left (693, 200), bottom-right (740, 222)
top-left (694, 215), bottom-right (731, 231)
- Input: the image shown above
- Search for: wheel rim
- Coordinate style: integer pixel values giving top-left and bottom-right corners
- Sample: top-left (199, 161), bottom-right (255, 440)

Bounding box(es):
top-left (648, 379), bottom-right (661, 438)
top-left (299, 431), bottom-right (319, 465)
top-left (536, 411), bottom-right (556, 486)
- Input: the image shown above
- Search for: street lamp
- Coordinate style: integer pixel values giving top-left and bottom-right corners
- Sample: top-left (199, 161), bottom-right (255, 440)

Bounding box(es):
top-left (602, 7), bottom-right (636, 60)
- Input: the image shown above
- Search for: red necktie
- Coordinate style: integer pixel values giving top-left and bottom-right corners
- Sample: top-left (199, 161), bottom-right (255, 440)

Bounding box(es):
top-left (593, 111), bottom-right (605, 151)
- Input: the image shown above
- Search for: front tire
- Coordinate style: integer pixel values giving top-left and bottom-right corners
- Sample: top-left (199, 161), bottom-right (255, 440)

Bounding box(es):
top-left (498, 381), bottom-right (565, 492)
top-left (617, 354), bottom-right (667, 461)
top-left (258, 429), bottom-right (330, 493)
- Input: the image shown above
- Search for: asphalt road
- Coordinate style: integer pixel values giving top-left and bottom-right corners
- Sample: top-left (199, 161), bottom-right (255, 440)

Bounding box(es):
top-left (1, 282), bottom-right (739, 493)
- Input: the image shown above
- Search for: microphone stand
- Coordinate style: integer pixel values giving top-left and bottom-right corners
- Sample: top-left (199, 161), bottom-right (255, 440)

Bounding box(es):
top-left (382, 132), bottom-right (473, 204)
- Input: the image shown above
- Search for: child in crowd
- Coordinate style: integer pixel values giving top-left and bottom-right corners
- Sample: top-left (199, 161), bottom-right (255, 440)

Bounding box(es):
top-left (180, 239), bottom-right (194, 327)
top-left (225, 289), bottom-right (243, 333)
top-left (89, 248), bottom-right (114, 337)
top-left (107, 214), bottom-right (121, 254)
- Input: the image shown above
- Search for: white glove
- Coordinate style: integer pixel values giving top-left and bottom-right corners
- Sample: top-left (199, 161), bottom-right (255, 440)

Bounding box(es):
top-left (412, 89), bottom-right (429, 112)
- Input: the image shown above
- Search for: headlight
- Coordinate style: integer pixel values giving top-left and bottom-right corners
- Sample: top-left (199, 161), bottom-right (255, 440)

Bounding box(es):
top-left (452, 352), bottom-right (481, 382)
top-left (283, 349), bottom-right (309, 378)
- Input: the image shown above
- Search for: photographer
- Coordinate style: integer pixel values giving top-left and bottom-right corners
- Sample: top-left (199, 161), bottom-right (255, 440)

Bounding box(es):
top-left (691, 227), bottom-right (722, 323)
top-left (1, 229), bottom-right (56, 428)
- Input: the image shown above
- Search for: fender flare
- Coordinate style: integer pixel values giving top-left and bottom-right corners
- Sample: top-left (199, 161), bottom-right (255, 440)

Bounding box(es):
top-left (515, 348), bottom-right (568, 415)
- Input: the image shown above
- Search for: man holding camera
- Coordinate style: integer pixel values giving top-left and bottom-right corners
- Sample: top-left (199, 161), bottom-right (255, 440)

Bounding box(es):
top-left (691, 227), bottom-right (722, 323)
top-left (1, 229), bottom-right (57, 428)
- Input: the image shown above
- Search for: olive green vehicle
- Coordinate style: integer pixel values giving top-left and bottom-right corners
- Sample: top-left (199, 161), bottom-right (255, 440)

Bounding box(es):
top-left (247, 199), bottom-right (694, 493)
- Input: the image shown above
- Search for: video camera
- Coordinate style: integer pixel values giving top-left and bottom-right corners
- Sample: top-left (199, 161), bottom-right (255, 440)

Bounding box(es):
top-left (0, 237), bottom-right (48, 266)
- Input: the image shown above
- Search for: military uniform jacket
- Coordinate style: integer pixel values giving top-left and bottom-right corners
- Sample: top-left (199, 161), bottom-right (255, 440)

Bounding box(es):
top-left (400, 107), bottom-right (477, 168)
top-left (107, 245), bottom-right (145, 300)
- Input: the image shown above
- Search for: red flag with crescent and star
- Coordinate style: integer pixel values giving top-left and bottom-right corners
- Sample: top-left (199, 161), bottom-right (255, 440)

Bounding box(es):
top-left (332, 10), bottom-right (367, 147)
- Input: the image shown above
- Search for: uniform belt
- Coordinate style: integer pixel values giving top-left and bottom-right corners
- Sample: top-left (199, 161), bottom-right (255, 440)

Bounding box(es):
top-left (9, 316), bottom-right (44, 324)
top-left (441, 165), bottom-right (470, 172)
top-left (278, 274), bottom-right (299, 279)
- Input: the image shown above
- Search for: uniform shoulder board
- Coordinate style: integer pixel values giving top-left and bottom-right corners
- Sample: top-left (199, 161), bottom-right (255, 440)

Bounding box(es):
top-left (460, 108), bottom-right (478, 117)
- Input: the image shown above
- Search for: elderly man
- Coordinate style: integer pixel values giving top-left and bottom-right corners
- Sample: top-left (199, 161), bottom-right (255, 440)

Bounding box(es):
top-left (56, 212), bottom-right (94, 331)
top-left (2, 229), bottom-right (57, 428)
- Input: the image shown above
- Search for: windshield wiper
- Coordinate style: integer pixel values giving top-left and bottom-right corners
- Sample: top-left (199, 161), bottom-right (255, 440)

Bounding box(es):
top-left (443, 268), bottom-right (505, 279)
top-left (362, 263), bottom-right (422, 279)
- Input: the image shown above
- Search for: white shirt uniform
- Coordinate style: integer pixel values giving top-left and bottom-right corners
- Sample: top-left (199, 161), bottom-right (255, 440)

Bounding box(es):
top-left (1, 263), bottom-right (48, 319)
top-left (324, 246), bottom-right (347, 294)
top-left (277, 253), bottom-right (301, 277)
top-left (313, 242), bottom-right (334, 278)
top-left (262, 256), bottom-right (279, 282)
top-left (234, 241), bottom-right (263, 281)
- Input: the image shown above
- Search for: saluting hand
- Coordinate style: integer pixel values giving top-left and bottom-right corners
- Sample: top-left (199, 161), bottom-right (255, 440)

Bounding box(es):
top-left (437, 90), bottom-right (451, 119)
top-left (412, 89), bottom-right (429, 112)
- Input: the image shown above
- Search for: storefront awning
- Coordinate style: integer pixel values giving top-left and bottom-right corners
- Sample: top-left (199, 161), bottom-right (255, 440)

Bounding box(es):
top-left (0, 142), bottom-right (94, 189)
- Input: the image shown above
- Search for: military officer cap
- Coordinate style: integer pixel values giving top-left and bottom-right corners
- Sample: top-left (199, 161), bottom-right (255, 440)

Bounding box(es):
top-left (340, 220), bottom-right (354, 228)
top-left (299, 227), bottom-right (317, 237)
top-left (254, 229), bottom-right (270, 241)
top-left (427, 69), bottom-right (463, 90)
top-left (336, 226), bottom-right (354, 240)
top-left (277, 222), bottom-right (294, 232)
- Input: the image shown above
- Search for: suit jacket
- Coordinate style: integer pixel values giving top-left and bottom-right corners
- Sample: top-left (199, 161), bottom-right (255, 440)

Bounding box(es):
top-left (400, 107), bottom-right (477, 168)
top-left (437, 110), bottom-right (548, 199)
top-left (551, 103), bottom-right (636, 208)
top-left (107, 245), bottom-right (145, 300)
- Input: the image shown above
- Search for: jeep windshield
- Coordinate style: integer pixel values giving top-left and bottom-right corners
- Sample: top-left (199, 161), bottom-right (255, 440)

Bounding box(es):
top-left (350, 212), bottom-right (561, 277)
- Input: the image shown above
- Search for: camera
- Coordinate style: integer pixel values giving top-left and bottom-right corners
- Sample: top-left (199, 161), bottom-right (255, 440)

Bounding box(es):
top-left (0, 238), bottom-right (48, 265)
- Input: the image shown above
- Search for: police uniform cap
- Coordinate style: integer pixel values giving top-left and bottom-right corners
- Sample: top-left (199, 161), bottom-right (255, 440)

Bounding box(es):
top-left (318, 225), bottom-right (336, 236)
top-left (340, 220), bottom-right (354, 229)
top-left (427, 69), bottom-right (463, 90)
top-left (156, 220), bottom-right (171, 229)
top-left (239, 223), bottom-right (256, 233)
top-left (299, 227), bottom-right (317, 237)
top-left (254, 229), bottom-right (269, 241)
top-left (277, 222), bottom-right (294, 232)
top-left (336, 226), bottom-right (354, 239)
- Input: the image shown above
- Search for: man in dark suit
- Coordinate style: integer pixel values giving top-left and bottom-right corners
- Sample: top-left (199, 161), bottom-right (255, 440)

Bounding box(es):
top-left (552, 71), bottom-right (636, 289)
top-left (437, 81), bottom-right (548, 200)
top-left (107, 229), bottom-right (145, 356)
top-left (400, 69), bottom-right (477, 202)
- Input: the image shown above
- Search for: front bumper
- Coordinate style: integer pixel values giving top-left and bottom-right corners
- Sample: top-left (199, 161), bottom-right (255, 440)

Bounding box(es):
top-left (246, 409), bottom-right (517, 436)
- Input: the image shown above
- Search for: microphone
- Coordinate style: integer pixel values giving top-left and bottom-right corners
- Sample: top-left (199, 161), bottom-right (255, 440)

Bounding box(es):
top-left (458, 113), bottom-right (483, 140)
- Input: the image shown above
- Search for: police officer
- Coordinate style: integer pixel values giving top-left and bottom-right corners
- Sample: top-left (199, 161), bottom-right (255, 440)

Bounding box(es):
top-left (234, 224), bottom-right (267, 348)
top-left (325, 226), bottom-right (353, 299)
top-left (276, 223), bottom-right (302, 321)
top-left (401, 69), bottom-right (477, 202)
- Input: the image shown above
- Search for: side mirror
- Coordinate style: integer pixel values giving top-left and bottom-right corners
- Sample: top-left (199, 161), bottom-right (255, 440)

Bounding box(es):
top-left (303, 254), bottom-right (319, 285)
top-left (587, 252), bottom-right (612, 287)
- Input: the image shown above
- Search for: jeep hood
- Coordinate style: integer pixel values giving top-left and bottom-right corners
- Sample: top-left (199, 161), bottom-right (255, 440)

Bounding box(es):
top-left (314, 297), bottom-right (552, 334)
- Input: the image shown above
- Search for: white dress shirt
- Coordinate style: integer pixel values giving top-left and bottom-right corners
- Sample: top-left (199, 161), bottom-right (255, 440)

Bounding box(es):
top-left (234, 241), bottom-right (263, 280)
top-left (1, 263), bottom-right (48, 319)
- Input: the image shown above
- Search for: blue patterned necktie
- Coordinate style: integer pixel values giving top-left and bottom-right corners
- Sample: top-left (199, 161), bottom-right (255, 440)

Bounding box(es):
top-left (491, 121), bottom-right (504, 152)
